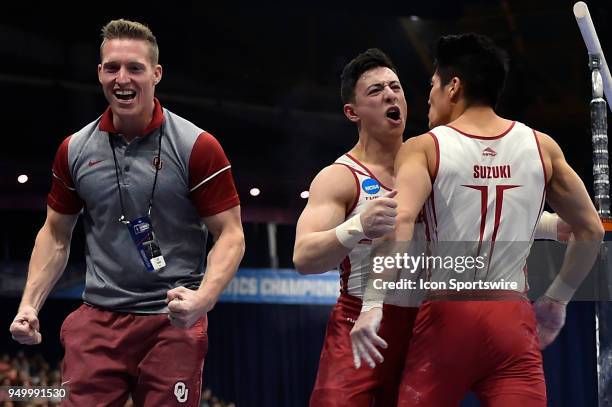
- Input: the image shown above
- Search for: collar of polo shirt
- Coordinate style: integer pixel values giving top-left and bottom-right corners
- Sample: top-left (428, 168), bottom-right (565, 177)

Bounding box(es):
top-left (100, 97), bottom-right (165, 136)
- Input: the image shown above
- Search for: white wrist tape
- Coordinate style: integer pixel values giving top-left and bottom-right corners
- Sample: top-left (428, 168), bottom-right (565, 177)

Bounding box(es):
top-left (335, 214), bottom-right (366, 249)
top-left (545, 276), bottom-right (576, 304)
top-left (535, 211), bottom-right (558, 240)
top-left (361, 300), bottom-right (383, 312)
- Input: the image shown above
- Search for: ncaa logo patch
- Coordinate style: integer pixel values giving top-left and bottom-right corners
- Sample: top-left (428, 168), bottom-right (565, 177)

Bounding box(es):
top-left (361, 178), bottom-right (380, 195)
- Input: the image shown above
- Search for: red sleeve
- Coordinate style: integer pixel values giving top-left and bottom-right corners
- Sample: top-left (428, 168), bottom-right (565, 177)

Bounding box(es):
top-left (47, 136), bottom-right (84, 214)
top-left (189, 132), bottom-right (240, 217)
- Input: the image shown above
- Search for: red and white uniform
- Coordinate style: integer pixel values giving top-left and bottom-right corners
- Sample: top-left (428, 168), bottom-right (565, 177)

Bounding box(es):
top-left (421, 121), bottom-right (546, 291)
top-left (335, 153), bottom-right (392, 298)
top-left (310, 154), bottom-right (419, 407)
top-left (398, 122), bottom-right (547, 406)
top-left (336, 154), bottom-right (425, 306)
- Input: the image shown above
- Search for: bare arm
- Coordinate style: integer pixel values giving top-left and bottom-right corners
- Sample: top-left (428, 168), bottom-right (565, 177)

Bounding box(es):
top-left (351, 134), bottom-right (434, 368)
top-left (21, 206), bottom-right (78, 312)
top-left (539, 132), bottom-right (604, 290)
top-left (393, 135), bottom-right (435, 241)
top-left (167, 205), bottom-right (245, 328)
top-left (10, 206), bottom-right (78, 344)
top-left (534, 132), bottom-right (604, 349)
top-left (198, 205), bottom-right (245, 308)
top-left (361, 135), bottom-right (433, 304)
top-left (294, 165), bottom-right (398, 274)
top-left (293, 165), bottom-right (356, 274)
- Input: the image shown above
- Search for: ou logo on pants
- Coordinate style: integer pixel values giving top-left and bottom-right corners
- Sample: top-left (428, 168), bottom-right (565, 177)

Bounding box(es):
top-left (174, 381), bottom-right (189, 403)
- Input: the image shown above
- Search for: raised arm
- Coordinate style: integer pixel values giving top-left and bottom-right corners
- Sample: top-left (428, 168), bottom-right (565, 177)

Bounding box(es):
top-left (393, 135), bottom-right (435, 241)
top-left (293, 164), bottom-right (398, 274)
top-left (351, 134), bottom-right (434, 368)
top-left (293, 165), bottom-right (356, 274)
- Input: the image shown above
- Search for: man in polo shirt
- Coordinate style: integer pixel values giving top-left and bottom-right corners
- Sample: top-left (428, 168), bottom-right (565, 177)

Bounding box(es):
top-left (9, 19), bottom-right (245, 407)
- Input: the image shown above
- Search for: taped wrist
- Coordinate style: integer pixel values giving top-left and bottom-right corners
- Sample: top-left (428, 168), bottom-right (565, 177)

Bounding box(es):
top-left (335, 214), bottom-right (365, 249)
top-left (361, 300), bottom-right (383, 312)
top-left (545, 276), bottom-right (575, 304)
top-left (535, 211), bottom-right (558, 241)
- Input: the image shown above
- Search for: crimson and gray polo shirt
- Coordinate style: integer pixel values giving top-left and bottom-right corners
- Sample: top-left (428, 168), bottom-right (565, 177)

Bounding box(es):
top-left (48, 98), bottom-right (240, 313)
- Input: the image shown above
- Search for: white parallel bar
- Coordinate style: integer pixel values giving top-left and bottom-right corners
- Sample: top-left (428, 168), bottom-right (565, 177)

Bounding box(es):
top-left (574, 2), bottom-right (612, 109)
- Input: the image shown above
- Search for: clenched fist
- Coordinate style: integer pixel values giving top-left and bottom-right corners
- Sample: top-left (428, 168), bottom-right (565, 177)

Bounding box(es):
top-left (10, 305), bottom-right (42, 345)
top-left (167, 286), bottom-right (211, 329)
top-left (360, 190), bottom-right (398, 239)
top-left (533, 296), bottom-right (567, 349)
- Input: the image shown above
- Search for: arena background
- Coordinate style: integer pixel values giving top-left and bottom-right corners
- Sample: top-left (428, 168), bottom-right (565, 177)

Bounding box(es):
top-left (1, 1), bottom-right (610, 406)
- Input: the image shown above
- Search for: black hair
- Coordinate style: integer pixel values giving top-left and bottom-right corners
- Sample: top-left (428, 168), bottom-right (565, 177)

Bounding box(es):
top-left (434, 33), bottom-right (509, 108)
top-left (341, 48), bottom-right (397, 104)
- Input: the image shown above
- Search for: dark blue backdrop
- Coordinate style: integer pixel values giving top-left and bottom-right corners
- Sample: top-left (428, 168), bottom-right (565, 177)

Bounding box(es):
top-left (0, 298), bottom-right (598, 406)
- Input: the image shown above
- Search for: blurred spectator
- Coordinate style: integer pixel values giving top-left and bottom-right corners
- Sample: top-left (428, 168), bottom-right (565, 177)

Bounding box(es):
top-left (200, 387), bottom-right (212, 407)
top-left (0, 353), bottom-right (62, 407)
top-left (0, 353), bottom-right (234, 407)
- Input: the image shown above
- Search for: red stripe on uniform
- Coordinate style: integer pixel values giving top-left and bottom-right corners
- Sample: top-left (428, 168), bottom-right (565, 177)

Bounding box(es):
top-left (531, 129), bottom-right (548, 241)
top-left (428, 132), bottom-right (440, 182)
top-left (422, 205), bottom-right (431, 241)
top-left (333, 162), bottom-right (369, 178)
top-left (340, 257), bottom-right (352, 294)
top-left (426, 197), bottom-right (437, 242)
top-left (485, 184), bottom-right (520, 280)
top-left (344, 153), bottom-right (392, 191)
top-left (492, 185), bottom-right (521, 243)
top-left (446, 121), bottom-right (516, 140)
top-left (532, 130), bottom-right (548, 183)
top-left (333, 164), bottom-right (361, 217)
top-left (462, 185), bottom-right (488, 255)
top-left (430, 189), bottom-right (438, 235)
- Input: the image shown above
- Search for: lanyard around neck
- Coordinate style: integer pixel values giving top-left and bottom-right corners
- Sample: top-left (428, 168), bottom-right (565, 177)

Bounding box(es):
top-left (108, 124), bottom-right (163, 224)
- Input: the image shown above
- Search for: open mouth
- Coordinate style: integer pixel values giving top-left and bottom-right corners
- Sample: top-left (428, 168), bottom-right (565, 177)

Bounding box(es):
top-left (114, 89), bottom-right (136, 101)
top-left (386, 106), bottom-right (401, 121)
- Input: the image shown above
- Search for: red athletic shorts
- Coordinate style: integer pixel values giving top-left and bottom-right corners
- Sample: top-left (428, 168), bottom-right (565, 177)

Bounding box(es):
top-left (60, 303), bottom-right (207, 407)
top-left (398, 295), bottom-right (546, 407)
top-left (310, 293), bottom-right (419, 407)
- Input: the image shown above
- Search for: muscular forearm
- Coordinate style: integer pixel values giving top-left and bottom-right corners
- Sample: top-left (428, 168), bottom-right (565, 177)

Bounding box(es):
top-left (557, 241), bottom-right (599, 285)
top-left (547, 221), bottom-right (604, 301)
top-left (293, 229), bottom-right (352, 274)
top-left (20, 225), bottom-right (71, 313)
top-left (197, 231), bottom-right (245, 309)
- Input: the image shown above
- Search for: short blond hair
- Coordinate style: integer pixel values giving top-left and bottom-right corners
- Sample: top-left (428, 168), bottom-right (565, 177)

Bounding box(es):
top-left (100, 19), bottom-right (159, 65)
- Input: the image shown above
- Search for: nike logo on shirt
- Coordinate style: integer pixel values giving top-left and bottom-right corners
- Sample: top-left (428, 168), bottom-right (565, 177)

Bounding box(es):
top-left (88, 159), bottom-right (106, 167)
